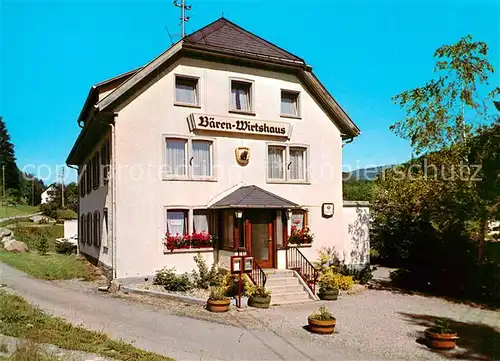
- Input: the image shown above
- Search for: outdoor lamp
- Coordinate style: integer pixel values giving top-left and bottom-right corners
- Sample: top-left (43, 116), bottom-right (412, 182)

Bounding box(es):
top-left (286, 209), bottom-right (293, 220)
top-left (235, 210), bottom-right (243, 219)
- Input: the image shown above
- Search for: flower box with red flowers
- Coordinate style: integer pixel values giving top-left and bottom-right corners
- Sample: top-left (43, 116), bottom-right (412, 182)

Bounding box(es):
top-left (164, 233), bottom-right (191, 251)
top-left (287, 225), bottom-right (314, 246)
top-left (163, 232), bottom-right (216, 252)
top-left (190, 232), bottom-right (215, 249)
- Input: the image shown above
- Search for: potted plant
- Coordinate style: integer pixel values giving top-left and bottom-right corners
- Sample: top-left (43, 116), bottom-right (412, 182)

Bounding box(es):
top-left (424, 319), bottom-right (458, 350)
top-left (247, 285), bottom-right (271, 309)
top-left (317, 271), bottom-right (339, 300)
top-left (307, 306), bottom-right (336, 334)
top-left (206, 286), bottom-right (231, 312)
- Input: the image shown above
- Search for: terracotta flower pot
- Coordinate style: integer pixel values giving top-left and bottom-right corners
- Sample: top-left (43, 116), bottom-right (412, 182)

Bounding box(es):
top-left (424, 329), bottom-right (458, 350)
top-left (207, 298), bottom-right (230, 313)
top-left (248, 295), bottom-right (271, 309)
top-left (307, 317), bottom-right (336, 334)
top-left (319, 289), bottom-right (339, 301)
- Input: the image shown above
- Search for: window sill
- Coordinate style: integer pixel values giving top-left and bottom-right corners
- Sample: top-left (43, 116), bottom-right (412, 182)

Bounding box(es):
top-left (229, 109), bottom-right (256, 116)
top-left (163, 247), bottom-right (214, 254)
top-left (287, 244), bottom-right (313, 248)
top-left (266, 180), bottom-right (310, 185)
top-left (162, 176), bottom-right (218, 182)
top-left (174, 102), bottom-right (201, 109)
top-left (280, 114), bottom-right (301, 120)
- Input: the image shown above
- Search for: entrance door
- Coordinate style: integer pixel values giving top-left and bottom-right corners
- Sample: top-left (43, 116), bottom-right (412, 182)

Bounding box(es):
top-left (248, 210), bottom-right (274, 268)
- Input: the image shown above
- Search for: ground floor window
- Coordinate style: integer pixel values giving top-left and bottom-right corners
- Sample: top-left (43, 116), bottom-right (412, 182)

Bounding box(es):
top-left (193, 210), bottom-right (209, 233)
top-left (291, 210), bottom-right (305, 230)
top-left (86, 213), bottom-right (92, 245)
top-left (166, 209), bottom-right (188, 235)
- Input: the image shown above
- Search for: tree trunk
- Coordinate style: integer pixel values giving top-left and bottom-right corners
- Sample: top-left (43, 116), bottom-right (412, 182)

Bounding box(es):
top-left (478, 214), bottom-right (488, 262)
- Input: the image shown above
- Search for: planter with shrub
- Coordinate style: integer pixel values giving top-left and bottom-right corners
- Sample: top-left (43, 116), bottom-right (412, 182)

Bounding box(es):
top-left (247, 285), bottom-right (271, 309)
top-left (317, 271), bottom-right (339, 300)
top-left (207, 286), bottom-right (231, 312)
top-left (307, 306), bottom-right (336, 334)
top-left (424, 319), bottom-right (458, 350)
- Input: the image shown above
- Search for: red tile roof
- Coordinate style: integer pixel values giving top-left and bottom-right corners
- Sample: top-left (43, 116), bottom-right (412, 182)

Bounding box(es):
top-left (184, 17), bottom-right (304, 64)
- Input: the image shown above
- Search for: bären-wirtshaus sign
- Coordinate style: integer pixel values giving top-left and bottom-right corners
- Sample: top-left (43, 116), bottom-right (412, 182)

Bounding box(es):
top-left (188, 113), bottom-right (292, 138)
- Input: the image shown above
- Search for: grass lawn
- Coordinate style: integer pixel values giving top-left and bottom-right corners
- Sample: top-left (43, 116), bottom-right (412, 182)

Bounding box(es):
top-left (0, 250), bottom-right (98, 281)
top-left (0, 224), bottom-right (98, 281)
top-left (9, 224), bottom-right (64, 252)
top-left (0, 205), bottom-right (39, 219)
top-left (0, 291), bottom-right (174, 361)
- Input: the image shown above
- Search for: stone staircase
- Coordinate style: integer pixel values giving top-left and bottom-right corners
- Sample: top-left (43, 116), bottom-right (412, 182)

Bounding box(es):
top-left (265, 269), bottom-right (317, 305)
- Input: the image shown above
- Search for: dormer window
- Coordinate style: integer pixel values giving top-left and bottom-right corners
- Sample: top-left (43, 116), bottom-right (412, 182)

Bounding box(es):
top-left (175, 76), bottom-right (199, 106)
top-left (230, 80), bottom-right (253, 113)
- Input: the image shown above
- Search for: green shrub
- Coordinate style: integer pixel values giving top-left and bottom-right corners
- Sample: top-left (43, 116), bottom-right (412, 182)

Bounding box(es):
top-left (332, 273), bottom-right (354, 290)
top-left (153, 267), bottom-right (192, 292)
top-left (309, 306), bottom-right (335, 321)
top-left (55, 209), bottom-right (77, 220)
top-left (318, 270), bottom-right (339, 293)
top-left (36, 235), bottom-right (49, 256)
top-left (55, 240), bottom-right (77, 255)
top-left (208, 286), bottom-right (229, 300)
top-left (191, 254), bottom-right (226, 289)
top-left (341, 265), bottom-right (373, 285)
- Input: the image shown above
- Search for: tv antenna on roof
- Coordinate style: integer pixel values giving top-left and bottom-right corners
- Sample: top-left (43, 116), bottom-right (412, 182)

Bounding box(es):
top-left (174, 0), bottom-right (191, 38)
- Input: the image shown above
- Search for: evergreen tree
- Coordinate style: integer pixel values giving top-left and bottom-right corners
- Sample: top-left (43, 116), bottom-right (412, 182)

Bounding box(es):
top-left (0, 116), bottom-right (21, 194)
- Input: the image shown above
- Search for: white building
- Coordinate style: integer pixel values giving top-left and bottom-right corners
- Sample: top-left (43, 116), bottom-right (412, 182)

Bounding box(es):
top-left (66, 18), bottom-right (366, 288)
top-left (40, 184), bottom-right (56, 205)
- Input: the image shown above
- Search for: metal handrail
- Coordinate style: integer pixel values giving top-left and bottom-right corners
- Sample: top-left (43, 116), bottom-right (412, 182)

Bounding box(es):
top-left (286, 247), bottom-right (318, 294)
top-left (249, 261), bottom-right (267, 288)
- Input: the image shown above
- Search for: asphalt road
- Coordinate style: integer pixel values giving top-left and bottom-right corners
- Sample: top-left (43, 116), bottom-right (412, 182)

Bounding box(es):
top-left (0, 262), bottom-right (362, 361)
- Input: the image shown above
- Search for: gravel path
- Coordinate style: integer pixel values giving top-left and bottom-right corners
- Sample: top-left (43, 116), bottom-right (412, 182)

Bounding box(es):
top-left (248, 288), bottom-right (500, 360)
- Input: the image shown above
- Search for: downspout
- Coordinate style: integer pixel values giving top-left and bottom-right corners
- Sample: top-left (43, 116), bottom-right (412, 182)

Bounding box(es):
top-left (109, 121), bottom-right (118, 279)
top-left (97, 115), bottom-right (118, 279)
top-left (67, 164), bottom-right (80, 255)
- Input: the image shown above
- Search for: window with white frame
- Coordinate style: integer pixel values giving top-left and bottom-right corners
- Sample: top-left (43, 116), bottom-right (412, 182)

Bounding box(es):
top-left (267, 145), bottom-right (285, 180)
top-left (166, 209), bottom-right (188, 235)
top-left (281, 90), bottom-right (299, 117)
top-left (231, 80), bottom-right (252, 112)
top-left (267, 144), bottom-right (308, 183)
top-left (289, 147), bottom-right (307, 181)
top-left (165, 137), bottom-right (213, 180)
top-left (175, 76), bottom-right (199, 105)
top-left (191, 140), bottom-right (212, 177)
top-left (193, 210), bottom-right (209, 233)
top-left (165, 138), bottom-right (187, 177)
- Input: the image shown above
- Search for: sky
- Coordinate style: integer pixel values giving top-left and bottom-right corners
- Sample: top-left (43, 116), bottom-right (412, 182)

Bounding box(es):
top-left (1, 0), bottom-right (499, 184)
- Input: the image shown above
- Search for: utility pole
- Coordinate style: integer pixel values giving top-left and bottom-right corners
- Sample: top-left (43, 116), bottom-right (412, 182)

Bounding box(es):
top-left (174, 0), bottom-right (191, 38)
top-left (61, 167), bottom-right (65, 208)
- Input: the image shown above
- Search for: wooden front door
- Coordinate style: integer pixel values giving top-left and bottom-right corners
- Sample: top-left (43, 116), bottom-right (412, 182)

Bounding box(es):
top-left (247, 210), bottom-right (274, 268)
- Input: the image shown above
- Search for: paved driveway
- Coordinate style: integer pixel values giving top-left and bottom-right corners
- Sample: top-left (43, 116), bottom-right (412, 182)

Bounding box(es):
top-left (0, 262), bottom-right (363, 361)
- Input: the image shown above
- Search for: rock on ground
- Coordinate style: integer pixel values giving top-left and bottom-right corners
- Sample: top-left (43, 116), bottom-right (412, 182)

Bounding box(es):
top-left (3, 239), bottom-right (29, 253)
top-left (0, 334), bottom-right (116, 361)
top-left (0, 227), bottom-right (13, 239)
top-left (30, 215), bottom-right (56, 224)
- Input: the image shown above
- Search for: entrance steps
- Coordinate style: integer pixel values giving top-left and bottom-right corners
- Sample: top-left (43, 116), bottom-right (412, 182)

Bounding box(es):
top-left (264, 269), bottom-right (317, 305)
